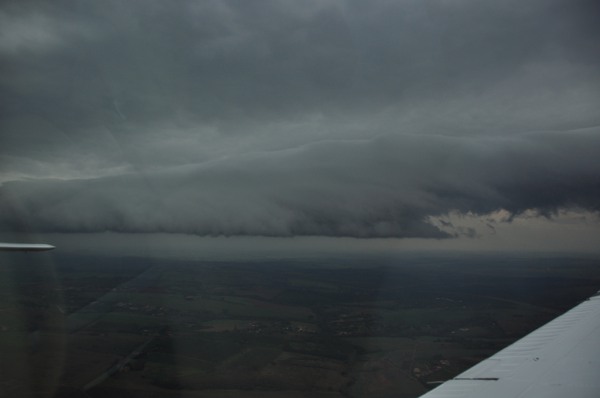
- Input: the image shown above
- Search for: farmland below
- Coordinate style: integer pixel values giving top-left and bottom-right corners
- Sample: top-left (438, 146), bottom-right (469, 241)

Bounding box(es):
top-left (1, 252), bottom-right (599, 398)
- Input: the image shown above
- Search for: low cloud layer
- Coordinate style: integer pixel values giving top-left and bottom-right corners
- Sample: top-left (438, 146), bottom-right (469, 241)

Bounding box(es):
top-left (1, 1), bottom-right (599, 242)
top-left (2, 130), bottom-right (598, 238)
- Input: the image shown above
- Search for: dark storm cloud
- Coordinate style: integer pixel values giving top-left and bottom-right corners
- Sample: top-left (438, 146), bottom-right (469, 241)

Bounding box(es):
top-left (1, 0), bottom-right (598, 128)
top-left (1, 130), bottom-right (599, 237)
top-left (1, 1), bottom-right (599, 238)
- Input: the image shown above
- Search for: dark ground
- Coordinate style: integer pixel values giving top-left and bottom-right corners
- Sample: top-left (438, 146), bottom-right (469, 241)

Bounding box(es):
top-left (1, 252), bottom-right (599, 398)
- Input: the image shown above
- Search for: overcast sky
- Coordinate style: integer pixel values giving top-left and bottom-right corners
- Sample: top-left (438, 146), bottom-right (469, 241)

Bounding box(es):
top-left (1, 0), bottom-right (599, 251)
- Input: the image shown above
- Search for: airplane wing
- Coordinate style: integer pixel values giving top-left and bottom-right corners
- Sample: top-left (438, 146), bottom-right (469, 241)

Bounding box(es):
top-left (420, 291), bottom-right (600, 398)
top-left (0, 243), bottom-right (55, 251)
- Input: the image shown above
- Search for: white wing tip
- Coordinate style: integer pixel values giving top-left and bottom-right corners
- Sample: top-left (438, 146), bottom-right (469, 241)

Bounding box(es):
top-left (0, 243), bottom-right (56, 251)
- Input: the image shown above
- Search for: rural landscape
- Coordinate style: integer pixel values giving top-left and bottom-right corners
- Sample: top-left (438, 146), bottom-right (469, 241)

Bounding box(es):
top-left (2, 252), bottom-right (600, 398)
top-left (1, 1), bottom-right (599, 397)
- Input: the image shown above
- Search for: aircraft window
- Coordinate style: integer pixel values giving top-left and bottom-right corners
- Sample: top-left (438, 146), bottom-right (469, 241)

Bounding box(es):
top-left (1, 1), bottom-right (599, 397)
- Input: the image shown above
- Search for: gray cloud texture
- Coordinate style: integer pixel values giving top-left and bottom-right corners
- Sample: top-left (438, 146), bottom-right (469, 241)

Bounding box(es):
top-left (2, 130), bottom-right (599, 237)
top-left (1, 0), bottom-right (599, 238)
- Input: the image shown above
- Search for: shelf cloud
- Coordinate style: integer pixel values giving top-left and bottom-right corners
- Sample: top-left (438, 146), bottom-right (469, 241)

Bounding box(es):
top-left (1, 0), bottom-right (599, 240)
top-left (2, 130), bottom-right (599, 238)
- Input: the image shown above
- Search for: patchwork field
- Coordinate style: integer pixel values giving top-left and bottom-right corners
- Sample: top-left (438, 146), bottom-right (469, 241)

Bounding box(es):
top-left (1, 253), bottom-right (599, 397)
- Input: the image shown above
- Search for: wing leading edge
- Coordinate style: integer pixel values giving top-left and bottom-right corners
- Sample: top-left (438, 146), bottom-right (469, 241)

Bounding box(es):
top-left (420, 291), bottom-right (600, 398)
top-left (0, 243), bottom-right (55, 251)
